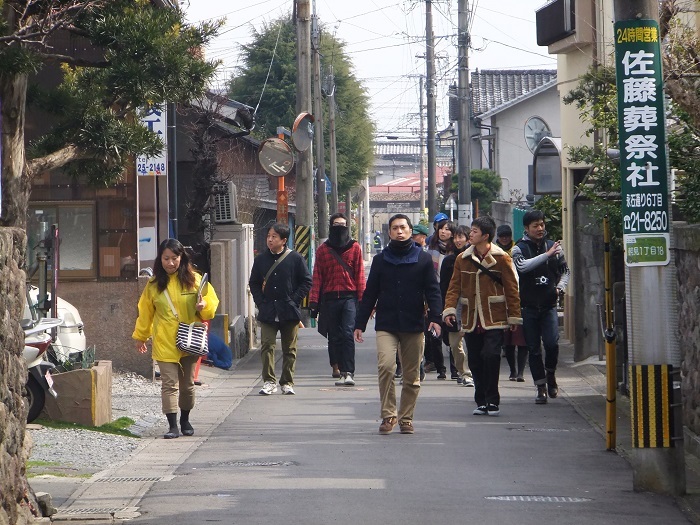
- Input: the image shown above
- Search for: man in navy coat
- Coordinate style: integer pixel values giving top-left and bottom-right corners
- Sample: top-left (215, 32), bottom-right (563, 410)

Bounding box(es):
top-left (354, 214), bottom-right (442, 435)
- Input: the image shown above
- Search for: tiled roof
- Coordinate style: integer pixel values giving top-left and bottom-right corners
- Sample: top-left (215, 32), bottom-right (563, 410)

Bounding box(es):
top-left (471, 69), bottom-right (557, 116)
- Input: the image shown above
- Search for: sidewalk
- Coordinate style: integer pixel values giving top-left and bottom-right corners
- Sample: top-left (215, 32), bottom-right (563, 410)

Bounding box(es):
top-left (31, 323), bottom-right (700, 524)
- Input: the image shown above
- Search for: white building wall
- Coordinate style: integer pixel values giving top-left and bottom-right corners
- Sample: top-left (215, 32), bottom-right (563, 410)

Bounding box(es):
top-left (480, 86), bottom-right (561, 202)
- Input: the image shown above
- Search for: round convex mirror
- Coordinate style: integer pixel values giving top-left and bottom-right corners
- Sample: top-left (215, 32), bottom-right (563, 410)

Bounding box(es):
top-left (258, 138), bottom-right (294, 177)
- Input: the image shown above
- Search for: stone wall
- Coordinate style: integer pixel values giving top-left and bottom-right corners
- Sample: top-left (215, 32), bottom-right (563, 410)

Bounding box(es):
top-left (673, 223), bottom-right (700, 436)
top-left (0, 227), bottom-right (39, 524)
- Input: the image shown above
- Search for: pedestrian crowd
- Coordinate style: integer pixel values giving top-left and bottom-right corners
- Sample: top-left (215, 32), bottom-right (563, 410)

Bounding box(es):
top-left (132, 209), bottom-right (569, 439)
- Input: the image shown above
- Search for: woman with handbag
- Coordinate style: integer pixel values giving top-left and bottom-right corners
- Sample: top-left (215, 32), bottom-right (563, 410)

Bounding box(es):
top-left (133, 239), bottom-right (219, 439)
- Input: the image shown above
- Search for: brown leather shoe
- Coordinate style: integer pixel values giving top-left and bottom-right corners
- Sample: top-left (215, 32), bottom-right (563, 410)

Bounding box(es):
top-left (399, 420), bottom-right (415, 434)
top-left (332, 364), bottom-right (341, 378)
top-left (379, 417), bottom-right (397, 435)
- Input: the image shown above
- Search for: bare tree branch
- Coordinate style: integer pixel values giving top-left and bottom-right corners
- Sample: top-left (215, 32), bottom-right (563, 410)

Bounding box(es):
top-left (37, 52), bottom-right (110, 68)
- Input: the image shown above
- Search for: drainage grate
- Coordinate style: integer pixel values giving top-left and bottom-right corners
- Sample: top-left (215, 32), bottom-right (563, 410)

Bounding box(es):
top-left (213, 460), bottom-right (296, 467)
top-left (508, 427), bottom-right (587, 433)
top-left (94, 476), bottom-right (164, 482)
top-left (59, 508), bottom-right (127, 514)
top-left (485, 496), bottom-right (592, 503)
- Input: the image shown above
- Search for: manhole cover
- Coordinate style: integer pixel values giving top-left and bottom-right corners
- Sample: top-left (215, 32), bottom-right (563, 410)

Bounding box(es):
top-left (485, 496), bottom-right (592, 503)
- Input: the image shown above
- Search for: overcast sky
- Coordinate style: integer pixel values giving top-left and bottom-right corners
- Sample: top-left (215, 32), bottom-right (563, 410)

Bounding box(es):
top-left (184, 0), bottom-right (556, 137)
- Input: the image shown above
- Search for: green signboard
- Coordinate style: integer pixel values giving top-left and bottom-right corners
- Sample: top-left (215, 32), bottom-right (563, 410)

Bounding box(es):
top-left (614, 19), bottom-right (670, 266)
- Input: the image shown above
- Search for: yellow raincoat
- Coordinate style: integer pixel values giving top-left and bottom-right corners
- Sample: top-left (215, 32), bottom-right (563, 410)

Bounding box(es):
top-left (132, 273), bottom-right (219, 363)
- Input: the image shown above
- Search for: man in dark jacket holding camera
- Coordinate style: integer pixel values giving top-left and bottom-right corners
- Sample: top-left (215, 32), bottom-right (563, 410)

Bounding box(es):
top-left (249, 223), bottom-right (312, 396)
top-left (354, 214), bottom-right (443, 435)
top-left (511, 210), bottom-right (570, 404)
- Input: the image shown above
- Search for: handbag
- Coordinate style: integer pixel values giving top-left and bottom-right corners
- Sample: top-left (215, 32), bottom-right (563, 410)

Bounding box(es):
top-left (164, 289), bottom-right (209, 356)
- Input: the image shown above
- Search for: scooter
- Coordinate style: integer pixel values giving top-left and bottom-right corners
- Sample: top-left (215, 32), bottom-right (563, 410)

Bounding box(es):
top-left (23, 317), bottom-right (62, 423)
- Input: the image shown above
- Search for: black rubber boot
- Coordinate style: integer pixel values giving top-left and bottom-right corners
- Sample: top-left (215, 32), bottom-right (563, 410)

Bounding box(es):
top-left (535, 385), bottom-right (548, 405)
top-left (504, 345), bottom-right (516, 380)
top-left (516, 346), bottom-right (529, 381)
top-left (164, 413), bottom-right (180, 439)
top-left (180, 409), bottom-right (194, 436)
top-left (546, 370), bottom-right (558, 399)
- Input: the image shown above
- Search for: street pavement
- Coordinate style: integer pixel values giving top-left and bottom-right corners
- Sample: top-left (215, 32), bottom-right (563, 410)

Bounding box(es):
top-left (35, 321), bottom-right (698, 524)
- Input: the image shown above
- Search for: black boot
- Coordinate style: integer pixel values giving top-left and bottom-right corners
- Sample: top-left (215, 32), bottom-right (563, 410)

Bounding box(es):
top-left (180, 409), bottom-right (194, 436)
top-left (504, 345), bottom-right (516, 380)
top-left (535, 385), bottom-right (548, 404)
top-left (516, 346), bottom-right (528, 382)
top-left (164, 413), bottom-right (180, 439)
top-left (546, 370), bottom-right (558, 398)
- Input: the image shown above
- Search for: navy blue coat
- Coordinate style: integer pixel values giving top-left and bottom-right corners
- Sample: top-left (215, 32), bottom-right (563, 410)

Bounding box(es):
top-left (249, 248), bottom-right (312, 324)
top-left (355, 244), bottom-right (442, 333)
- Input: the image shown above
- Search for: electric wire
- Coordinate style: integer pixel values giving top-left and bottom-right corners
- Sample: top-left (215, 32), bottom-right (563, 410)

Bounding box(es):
top-left (253, 21), bottom-right (284, 116)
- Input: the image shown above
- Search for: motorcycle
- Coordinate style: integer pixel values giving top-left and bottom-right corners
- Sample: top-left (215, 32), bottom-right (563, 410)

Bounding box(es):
top-left (23, 317), bottom-right (62, 423)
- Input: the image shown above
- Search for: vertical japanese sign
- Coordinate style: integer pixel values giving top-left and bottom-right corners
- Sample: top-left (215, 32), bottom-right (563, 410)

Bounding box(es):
top-left (136, 107), bottom-right (167, 176)
top-left (614, 19), bottom-right (670, 266)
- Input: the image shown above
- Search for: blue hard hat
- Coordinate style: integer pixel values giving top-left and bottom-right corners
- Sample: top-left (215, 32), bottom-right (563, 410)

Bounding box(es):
top-left (433, 212), bottom-right (449, 223)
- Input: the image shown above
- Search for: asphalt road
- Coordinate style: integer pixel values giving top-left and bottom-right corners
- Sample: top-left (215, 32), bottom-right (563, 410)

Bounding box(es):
top-left (117, 323), bottom-right (689, 525)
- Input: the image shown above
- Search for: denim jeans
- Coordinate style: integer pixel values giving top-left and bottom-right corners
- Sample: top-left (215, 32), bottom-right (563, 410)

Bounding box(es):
top-left (324, 297), bottom-right (357, 374)
top-left (522, 306), bottom-right (559, 385)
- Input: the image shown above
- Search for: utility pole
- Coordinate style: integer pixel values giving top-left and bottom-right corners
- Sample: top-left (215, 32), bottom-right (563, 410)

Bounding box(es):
top-left (312, 5), bottom-right (328, 239)
top-left (457, 0), bottom-right (472, 225)
top-left (419, 75), bottom-right (426, 218)
top-left (425, 0), bottom-right (437, 219)
top-left (295, 0), bottom-right (313, 237)
top-left (613, 0), bottom-right (684, 495)
top-left (326, 67), bottom-right (339, 215)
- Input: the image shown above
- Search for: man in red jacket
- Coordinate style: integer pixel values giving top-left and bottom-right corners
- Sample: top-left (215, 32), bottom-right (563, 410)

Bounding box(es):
top-left (310, 213), bottom-right (366, 386)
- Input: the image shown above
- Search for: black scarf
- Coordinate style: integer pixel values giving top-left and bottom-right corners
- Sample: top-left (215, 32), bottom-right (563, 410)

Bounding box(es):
top-left (388, 237), bottom-right (414, 255)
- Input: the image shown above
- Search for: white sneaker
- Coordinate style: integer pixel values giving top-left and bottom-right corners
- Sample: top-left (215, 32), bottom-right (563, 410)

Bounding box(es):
top-left (281, 384), bottom-right (296, 395)
top-left (259, 381), bottom-right (277, 395)
top-left (463, 377), bottom-right (474, 387)
top-left (344, 373), bottom-right (355, 386)
top-left (335, 373), bottom-right (347, 386)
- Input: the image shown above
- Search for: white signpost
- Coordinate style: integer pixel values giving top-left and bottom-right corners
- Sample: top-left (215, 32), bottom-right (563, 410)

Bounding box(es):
top-left (136, 107), bottom-right (167, 177)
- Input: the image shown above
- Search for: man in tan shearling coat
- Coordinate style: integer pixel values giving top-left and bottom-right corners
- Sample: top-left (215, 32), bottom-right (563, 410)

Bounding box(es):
top-left (443, 216), bottom-right (522, 416)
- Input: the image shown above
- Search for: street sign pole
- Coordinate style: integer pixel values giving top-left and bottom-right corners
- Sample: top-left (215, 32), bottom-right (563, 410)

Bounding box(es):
top-left (613, 7), bottom-right (684, 495)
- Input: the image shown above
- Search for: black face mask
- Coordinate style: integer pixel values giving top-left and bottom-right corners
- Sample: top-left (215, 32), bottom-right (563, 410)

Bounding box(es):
top-left (328, 225), bottom-right (351, 248)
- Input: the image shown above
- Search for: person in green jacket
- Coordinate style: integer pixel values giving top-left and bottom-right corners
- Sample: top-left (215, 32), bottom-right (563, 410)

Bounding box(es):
top-left (133, 238), bottom-right (219, 439)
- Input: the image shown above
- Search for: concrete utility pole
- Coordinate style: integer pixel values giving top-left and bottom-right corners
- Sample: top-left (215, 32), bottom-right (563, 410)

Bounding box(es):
top-left (295, 0), bottom-right (314, 233)
top-left (613, 0), bottom-right (684, 495)
top-left (327, 68), bottom-right (339, 215)
top-left (419, 75), bottom-right (426, 218)
top-left (425, 0), bottom-right (437, 219)
top-left (312, 7), bottom-right (328, 238)
top-left (457, 0), bottom-right (472, 225)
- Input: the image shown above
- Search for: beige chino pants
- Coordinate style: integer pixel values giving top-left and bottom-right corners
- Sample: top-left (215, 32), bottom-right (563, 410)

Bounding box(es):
top-left (376, 331), bottom-right (424, 422)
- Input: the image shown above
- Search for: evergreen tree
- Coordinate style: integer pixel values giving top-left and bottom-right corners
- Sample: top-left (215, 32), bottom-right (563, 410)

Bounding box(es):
top-left (228, 16), bottom-right (375, 195)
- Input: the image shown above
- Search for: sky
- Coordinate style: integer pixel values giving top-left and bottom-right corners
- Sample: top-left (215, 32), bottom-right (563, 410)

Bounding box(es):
top-left (183, 0), bottom-right (556, 138)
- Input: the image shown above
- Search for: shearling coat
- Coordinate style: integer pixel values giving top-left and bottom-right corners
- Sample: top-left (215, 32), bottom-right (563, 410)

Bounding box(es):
top-left (442, 244), bottom-right (522, 332)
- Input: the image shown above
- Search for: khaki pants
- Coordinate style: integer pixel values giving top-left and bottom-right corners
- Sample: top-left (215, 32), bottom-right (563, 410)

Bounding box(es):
top-left (260, 321), bottom-right (299, 386)
top-left (158, 355), bottom-right (199, 414)
top-left (448, 332), bottom-right (472, 379)
top-left (376, 331), bottom-right (424, 422)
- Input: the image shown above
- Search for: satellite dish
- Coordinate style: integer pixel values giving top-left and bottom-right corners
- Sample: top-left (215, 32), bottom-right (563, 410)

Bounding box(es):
top-left (258, 138), bottom-right (294, 177)
top-left (291, 112), bottom-right (315, 152)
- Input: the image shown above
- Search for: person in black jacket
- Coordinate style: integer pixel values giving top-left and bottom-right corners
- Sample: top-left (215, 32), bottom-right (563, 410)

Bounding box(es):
top-left (249, 223), bottom-right (312, 396)
top-left (354, 214), bottom-right (443, 435)
top-left (511, 210), bottom-right (569, 404)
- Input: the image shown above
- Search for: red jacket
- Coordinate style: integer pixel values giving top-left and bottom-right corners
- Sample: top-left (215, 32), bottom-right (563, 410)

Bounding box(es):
top-left (309, 241), bottom-right (365, 306)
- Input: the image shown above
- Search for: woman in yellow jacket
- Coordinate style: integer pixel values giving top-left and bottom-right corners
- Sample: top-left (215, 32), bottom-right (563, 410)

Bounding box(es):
top-left (133, 239), bottom-right (219, 439)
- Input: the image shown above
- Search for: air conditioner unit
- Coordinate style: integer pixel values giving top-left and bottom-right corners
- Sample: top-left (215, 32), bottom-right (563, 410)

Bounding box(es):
top-left (213, 181), bottom-right (238, 224)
